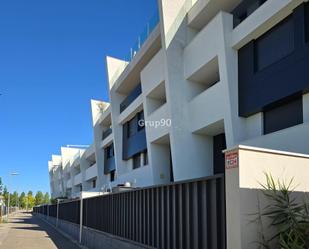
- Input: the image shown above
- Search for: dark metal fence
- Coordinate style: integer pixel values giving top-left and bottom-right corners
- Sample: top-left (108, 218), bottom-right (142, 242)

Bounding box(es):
top-left (48, 204), bottom-right (57, 218)
top-left (59, 201), bottom-right (80, 224)
top-left (34, 174), bottom-right (226, 249)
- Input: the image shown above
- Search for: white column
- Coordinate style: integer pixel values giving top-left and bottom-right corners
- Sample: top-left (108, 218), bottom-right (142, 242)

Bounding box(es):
top-left (224, 147), bottom-right (242, 249)
top-left (303, 93), bottom-right (309, 123)
top-left (79, 192), bottom-right (83, 244)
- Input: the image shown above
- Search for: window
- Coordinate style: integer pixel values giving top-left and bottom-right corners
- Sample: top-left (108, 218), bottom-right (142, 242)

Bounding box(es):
top-left (127, 116), bottom-right (137, 137)
top-left (79, 185), bottom-right (83, 192)
top-left (143, 150), bottom-right (148, 165)
top-left (137, 111), bottom-right (145, 131)
top-left (126, 111), bottom-right (144, 137)
top-left (133, 153), bottom-right (141, 169)
top-left (102, 127), bottom-right (112, 140)
top-left (92, 179), bottom-right (96, 189)
top-left (255, 16), bottom-right (294, 71)
top-left (106, 144), bottom-right (114, 159)
top-left (110, 170), bottom-right (115, 182)
top-left (263, 96), bottom-right (303, 134)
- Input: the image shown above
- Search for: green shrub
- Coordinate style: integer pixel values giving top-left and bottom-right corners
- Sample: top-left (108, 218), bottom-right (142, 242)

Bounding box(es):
top-left (258, 174), bottom-right (309, 249)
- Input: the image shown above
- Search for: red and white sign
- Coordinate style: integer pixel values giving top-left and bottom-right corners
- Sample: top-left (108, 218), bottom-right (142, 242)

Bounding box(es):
top-left (225, 151), bottom-right (238, 170)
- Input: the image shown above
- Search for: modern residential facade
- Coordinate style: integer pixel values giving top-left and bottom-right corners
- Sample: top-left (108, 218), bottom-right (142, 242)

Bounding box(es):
top-left (49, 0), bottom-right (309, 199)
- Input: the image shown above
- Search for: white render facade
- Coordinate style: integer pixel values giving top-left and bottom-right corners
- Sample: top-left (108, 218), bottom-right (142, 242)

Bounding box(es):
top-left (49, 0), bottom-right (309, 200)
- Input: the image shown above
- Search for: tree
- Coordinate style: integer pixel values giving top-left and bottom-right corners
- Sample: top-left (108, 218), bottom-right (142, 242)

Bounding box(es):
top-left (50, 198), bottom-right (57, 205)
top-left (0, 177), bottom-right (3, 195)
top-left (3, 186), bottom-right (8, 206)
top-left (43, 192), bottom-right (50, 204)
top-left (27, 192), bottom-right (35, 209)
top-left (19, 192), bottom-right (26, 209)
top-left (10, 191), bottom-right (19, 207)
top-left (35, 191), bottom-right (44, 206)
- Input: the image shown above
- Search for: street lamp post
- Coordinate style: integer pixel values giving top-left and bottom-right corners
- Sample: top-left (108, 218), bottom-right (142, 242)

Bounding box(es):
top-left (7, 172), bottom-right (19, 220)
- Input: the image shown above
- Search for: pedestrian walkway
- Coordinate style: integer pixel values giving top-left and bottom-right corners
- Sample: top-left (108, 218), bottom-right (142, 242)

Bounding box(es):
top-left (0, 211), bottom-right (80, 249)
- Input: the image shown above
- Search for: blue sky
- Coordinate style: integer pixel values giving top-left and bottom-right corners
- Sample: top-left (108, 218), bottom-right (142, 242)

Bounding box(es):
top-left (0, 0), bottom-right (157, 194)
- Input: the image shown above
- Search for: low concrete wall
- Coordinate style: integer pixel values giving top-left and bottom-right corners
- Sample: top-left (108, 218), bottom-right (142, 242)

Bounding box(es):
top-left (35, 214), bottom-right (151, 249)
top-left (82, 226), bottom-right (151, 249)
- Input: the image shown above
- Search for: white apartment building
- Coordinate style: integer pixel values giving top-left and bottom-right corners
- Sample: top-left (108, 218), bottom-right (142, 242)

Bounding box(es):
top-left (49, 0), bottom-right (309, 200)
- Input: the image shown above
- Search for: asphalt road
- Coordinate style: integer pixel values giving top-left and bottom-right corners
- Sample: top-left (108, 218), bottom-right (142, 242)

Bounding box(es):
top-left (0, 212), bottom-right (80, 249)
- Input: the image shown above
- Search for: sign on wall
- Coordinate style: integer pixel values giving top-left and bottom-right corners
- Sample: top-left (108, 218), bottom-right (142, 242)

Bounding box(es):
top-left (225, 151), bottom-right (239, 170)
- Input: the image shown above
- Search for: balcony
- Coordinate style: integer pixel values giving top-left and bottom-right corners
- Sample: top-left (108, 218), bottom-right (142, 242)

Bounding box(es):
top-left (85, 164), bottom-right (98, 181)
top-left (100, 131), bottom-right (113, 149)
top-left (120, 84), bottom-right (142, 113)
top-left (102, 128), bottom-right (112, 140)
top-left (188, 0), bottom-right (241, 29)
top-left (232, 0), bottom-right (268, 28)
top-left (188, 81), bottom-right (225, 133)
top-left (74, 173), bottom-right (82, 186)
top-left (145, 103), bottom-right (170, 143)
top-left (109, 11), bottom-right (159, 86)
top-left (66, 179), bottom-right (72, 189)
top-left (104, 157), bottom-right (116, 175)
top-left (84, 143), bottom-right (95, 159)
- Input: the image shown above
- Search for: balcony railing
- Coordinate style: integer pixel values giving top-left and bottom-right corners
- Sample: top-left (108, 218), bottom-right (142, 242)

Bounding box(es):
top-left (104, 157), bottom-right (116, 174)
top-left (89, 161), bottom-right (96, 167)
top-left (109, 11), bottom-right (160, 85)
top-left (102, 128), bottom-right (112, 140)
top-left (120, 83), bottom-right (142, 113)
top-left (232, 0), bottom-right (267, 28)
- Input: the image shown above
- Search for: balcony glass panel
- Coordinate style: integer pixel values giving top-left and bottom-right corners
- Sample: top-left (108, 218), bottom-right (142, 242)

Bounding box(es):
top-left (102, 127), bottom-right (112, 140)
top-left (232, 0), bottom-right (267, 28)
top-left (120, 83), bottom-right (142, 113)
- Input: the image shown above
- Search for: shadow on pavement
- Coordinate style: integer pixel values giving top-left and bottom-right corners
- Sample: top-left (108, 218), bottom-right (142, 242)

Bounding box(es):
top-left (10, 212), bottom-right (79, 249)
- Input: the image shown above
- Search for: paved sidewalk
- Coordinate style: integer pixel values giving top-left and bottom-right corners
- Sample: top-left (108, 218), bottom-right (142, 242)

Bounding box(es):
top-left (0, 211), bottom-right (80, 249)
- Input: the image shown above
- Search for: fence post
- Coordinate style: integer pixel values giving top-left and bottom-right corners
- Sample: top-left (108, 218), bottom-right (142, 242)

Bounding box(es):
top-left (79, 192), bottom-right (83, 244)
top-left (56, 200), bottom-right (59, 227)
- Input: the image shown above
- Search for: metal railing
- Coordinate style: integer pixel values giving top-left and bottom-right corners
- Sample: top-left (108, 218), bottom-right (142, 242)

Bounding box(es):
top-left (109, 11), bottom-right (160, 86)
top-left (34, 174), bottom-right (226, 249)
top-left (232, 0), bottom-right (268, 28)
top-left (102, 128), bottom-right (112, 140)
top-left (119, 83), bottom-right (142, 113)
top-left (0, 206), bottom-right (19, 218)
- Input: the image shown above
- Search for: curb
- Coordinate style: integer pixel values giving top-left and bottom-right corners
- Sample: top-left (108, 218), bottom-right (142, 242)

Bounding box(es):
top-left (35, 214), bottom-right (88, 249)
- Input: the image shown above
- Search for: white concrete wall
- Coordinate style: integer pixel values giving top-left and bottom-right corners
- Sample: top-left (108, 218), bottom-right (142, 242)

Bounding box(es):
top-left (243, 123), bottom-right (309, 155)
top-left (225, 146), bottom-right (309, 249)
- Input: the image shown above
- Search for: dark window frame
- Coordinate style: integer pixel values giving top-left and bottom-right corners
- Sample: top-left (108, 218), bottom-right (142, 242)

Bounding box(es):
top-left (132, 153), bottom-right (141, 169)
top-left (143, 150), bottom-right (148, 166)
top-left (110, 170), bottom-right (115, 182)
top-left (127, 116), bottom-right (137, 138)
top-left (263, 95), bottom-right (303, 135)
top-left (92, 179), bottom-right (96, 188)
top-left (253, 15), bottom-right (294, 72)
top-left (106, 143), bottom-right (114, 159)
top-left (137, 111), bottom-right (145, 131)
